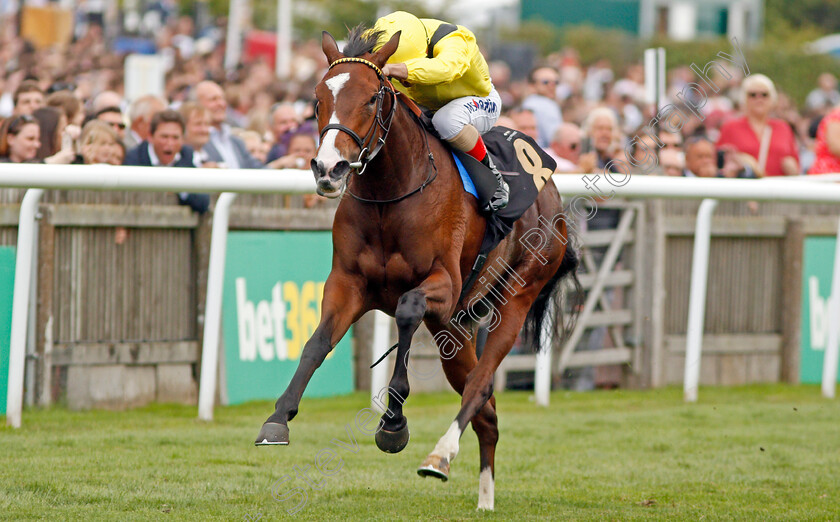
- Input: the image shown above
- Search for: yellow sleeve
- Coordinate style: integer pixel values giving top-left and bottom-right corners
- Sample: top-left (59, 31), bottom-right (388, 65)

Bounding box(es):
top-left (402, 31), bottom-right (472, 86)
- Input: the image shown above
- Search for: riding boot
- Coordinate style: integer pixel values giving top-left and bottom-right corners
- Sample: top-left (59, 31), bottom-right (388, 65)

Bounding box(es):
top-left (480, 154), bottom-right (509, 213)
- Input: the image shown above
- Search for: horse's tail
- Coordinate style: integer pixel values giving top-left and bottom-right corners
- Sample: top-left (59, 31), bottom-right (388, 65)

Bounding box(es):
top-left (521, 240), bottom-right (582, 353)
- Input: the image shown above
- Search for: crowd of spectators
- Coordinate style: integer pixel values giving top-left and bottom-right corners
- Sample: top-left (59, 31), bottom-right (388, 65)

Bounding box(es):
top-left (3, 13), bottom-right (840, 213)
top-left (7, 12), bottom-right (840, 393)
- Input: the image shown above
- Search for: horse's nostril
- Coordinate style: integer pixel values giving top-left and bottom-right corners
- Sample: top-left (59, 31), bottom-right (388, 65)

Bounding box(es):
top-left (332, 160), bottom-right (350, 177)
top-left (310, 158), bottom-right (322, 175)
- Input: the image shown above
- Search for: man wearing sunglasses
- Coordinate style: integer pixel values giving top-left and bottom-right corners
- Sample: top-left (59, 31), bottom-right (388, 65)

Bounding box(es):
top-left (549, 123), bottom-right (583, 173)
top-left (522, 66), bottom-right (563, 148)
top-left (95, 106), bottom-right (127, 142)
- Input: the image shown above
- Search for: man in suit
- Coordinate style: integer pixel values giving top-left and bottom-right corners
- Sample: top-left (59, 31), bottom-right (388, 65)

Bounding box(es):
top-left (195, 80), bottom-right (262, 169)
top-left (125, 95), bottom-right (167, 150)
top-left (124, 109), bottom-right (209, 212)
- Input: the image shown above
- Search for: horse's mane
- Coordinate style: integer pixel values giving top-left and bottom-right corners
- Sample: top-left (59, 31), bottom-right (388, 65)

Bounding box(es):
top-left (343, 25), bottom-right (385, 58)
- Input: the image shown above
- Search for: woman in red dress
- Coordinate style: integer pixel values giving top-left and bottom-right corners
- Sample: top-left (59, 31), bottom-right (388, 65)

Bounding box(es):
top-left (716, 74), bottom-right (799, 177)
top-left (808, 104), bottom-right (840, 174)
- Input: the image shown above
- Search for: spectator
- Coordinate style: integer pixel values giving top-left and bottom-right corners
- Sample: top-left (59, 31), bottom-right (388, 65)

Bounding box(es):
top-left (266, 102), bottom-right (301, 163)
top-left (0, 114), bottom-right (41, 162)
top-left (13, 80), bottom-right (44, 116)
top-left (269, 132), bottom-right (317, 170)
top-left (717, 74), bottom-right (799, 176)
top-left (659, 128), bottom-right (684, 151)
top-left (46, 90), bottom-right (85, 127)
top-left (683, 137), bottom-right (718, 177)
top-left (124, 109), bottom-right (198, 167)
top-left (233, 129), bottom-right (269, 164)
top-left (719, 144), bottom-right (757, 178)
top-left (809, 101), bottom-right (840, 175)
top-left (659, 148), bottom-right (685, 177)
top-left (124, 109), bottom-right (209, 213)
top-left (95, 106), bottom-right (127, 141)
top-left (178, 102), bottom-right (215, 164)
top-left (76, 120), bottom-right (123, 165)
top-left (806, 73), bottom-right (840, 115)
top-left (548, 123), bottom-right (582, 173)
top-left (628, 132), bottom-right (659, 174)
top-left (195, 80), bottom-right (262, 169)
top-left (271, 133), bottom-right (323, 208)
top-left (521, 66), bottom-right (563, 148)
top-left (580, 106), bottom-right (623, 173)
top-left (508, 107), bottom-right (539, 142)
top-left (32, 106), bottom-right (75, 164)
top-left (126, 95), bottom-right (167, 149)
top-left (495, 115), bottom-right (516, 129)
top-left (608, 82), bottom-right (644, 136)
top-left (92, 90), bottom-right (124, 113)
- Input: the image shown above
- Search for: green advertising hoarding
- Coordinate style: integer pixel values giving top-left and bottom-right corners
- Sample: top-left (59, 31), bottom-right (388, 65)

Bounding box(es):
top-left (801, 236), bottom-right (840, 384)
top-left (0, 247), bottom-right (15, 416)
top-left (222, 231), bottom-right (353, 404)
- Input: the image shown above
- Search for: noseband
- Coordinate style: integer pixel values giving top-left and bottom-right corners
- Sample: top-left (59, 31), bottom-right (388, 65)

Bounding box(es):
top-left (319, 57), bottom-right (397, 176)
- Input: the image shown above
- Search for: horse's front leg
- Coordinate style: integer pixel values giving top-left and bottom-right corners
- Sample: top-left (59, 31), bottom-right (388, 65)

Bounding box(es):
top-left (373, 269), bottom-right (454, 454)
top-left (255, 271), bottom-right (365, 445)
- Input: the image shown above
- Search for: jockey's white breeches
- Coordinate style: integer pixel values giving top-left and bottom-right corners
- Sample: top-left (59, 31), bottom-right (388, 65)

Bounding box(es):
top-left (431, 87), bottom-right (502, 141)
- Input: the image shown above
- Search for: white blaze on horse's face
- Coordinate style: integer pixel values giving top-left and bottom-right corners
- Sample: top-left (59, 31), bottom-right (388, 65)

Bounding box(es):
top-left (316, 72), bottom-right (351, 172)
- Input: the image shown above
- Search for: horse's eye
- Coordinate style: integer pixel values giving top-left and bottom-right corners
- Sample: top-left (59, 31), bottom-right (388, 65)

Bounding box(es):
top-left (368, 95), bottom-right (378, 105)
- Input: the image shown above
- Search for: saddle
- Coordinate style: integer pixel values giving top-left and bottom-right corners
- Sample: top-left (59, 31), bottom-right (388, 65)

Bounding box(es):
top-left (395, 92), bottom-right (558, 301)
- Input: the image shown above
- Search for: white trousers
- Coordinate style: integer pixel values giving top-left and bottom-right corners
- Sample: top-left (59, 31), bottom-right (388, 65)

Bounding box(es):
top-left (431, 87), bottom-right (502, 141)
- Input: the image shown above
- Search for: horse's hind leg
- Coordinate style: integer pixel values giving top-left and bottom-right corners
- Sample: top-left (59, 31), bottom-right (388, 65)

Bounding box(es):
top-left (418, 323), bottom-right (499, 510)
top-left (419, 288), bottom-right (544, 508)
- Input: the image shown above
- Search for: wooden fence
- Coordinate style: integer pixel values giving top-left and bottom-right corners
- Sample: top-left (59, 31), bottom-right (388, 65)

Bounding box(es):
top-left (1, 188), bottom-right (836, 409)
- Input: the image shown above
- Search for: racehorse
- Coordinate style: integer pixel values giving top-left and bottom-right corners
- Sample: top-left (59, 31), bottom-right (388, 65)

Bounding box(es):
top-left (255, 27), bottom-right (579, 511)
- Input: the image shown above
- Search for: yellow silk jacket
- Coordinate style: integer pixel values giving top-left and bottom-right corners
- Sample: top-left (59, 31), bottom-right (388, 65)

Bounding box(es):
top-left (373, 11), bottom-right (492, 111)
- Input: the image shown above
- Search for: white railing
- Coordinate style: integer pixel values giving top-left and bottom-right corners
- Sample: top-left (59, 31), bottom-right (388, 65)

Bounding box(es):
top-left (550, 174), bottom-right (840, 404)
top-left (1, 164), bottom-right (315, 427)
top-left (2, 164), bottom-right (840, 427)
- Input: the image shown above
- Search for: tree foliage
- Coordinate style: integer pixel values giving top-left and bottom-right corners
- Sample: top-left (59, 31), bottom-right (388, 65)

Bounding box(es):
top-left (185, 0), bottom-right (442, 39)
top-left (764, 0), bottom-right (840, 42)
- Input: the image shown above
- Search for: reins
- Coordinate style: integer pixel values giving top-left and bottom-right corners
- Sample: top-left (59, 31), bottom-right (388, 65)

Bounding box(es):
top-left (322, 57), bottom-right (438, 205)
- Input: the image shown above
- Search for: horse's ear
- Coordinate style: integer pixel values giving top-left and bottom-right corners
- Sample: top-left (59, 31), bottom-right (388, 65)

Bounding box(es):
top-left (322, 31), bottom-right (343, 64)
top-left (372, 30), bottom-right (401, 68)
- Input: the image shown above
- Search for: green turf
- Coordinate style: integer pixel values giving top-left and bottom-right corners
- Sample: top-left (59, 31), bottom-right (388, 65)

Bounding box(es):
top-left (1, 384), bottom-right (838, 520)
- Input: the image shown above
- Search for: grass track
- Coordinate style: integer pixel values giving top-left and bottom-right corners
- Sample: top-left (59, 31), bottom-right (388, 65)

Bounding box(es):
top-left (1, 384), bottom-right (839, 520)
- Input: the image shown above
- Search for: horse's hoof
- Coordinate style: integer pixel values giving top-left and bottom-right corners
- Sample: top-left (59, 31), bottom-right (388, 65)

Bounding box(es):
top-left (417, 454), bottom-right (449, 482)
top-left (374, 424), bottom-right (410, 453)
top-left (255, 422), bottom-right (289, 446)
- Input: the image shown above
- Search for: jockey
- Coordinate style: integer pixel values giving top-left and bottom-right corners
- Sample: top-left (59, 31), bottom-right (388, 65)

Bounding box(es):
top-left (372, 11), bottom-right (509, 213)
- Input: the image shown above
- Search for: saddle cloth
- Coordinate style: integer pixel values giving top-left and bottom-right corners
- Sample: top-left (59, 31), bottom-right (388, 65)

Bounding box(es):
top-left (452, 126), bottom-right (557, 255)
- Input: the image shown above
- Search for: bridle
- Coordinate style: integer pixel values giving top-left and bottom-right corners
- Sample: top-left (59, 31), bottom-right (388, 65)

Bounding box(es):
top-left (319, 57), bottom-right (438, 204)
top-left (319, 57), bottom-right (397, 176)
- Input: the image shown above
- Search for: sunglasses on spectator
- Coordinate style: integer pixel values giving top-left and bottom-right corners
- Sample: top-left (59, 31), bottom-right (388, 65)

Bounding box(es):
top-left (539, 79), bottom-right (559, 85)
top-left (8, 114), bottom-right (37, 134)
top-left (107, 122), bottom-right (127, 130)
top-left (748, 91), bottom-right (769, 98)
top-left (661, 142), bottom-right (683, 148)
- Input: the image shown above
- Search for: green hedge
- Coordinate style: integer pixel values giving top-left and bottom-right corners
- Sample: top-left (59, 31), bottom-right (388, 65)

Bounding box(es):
top-left (500, 24), bottom-right (840, 109)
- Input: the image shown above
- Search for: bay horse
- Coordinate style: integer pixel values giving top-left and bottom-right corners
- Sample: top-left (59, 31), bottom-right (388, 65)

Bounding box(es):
top-left (255, 27), bottom-right (578, 511)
